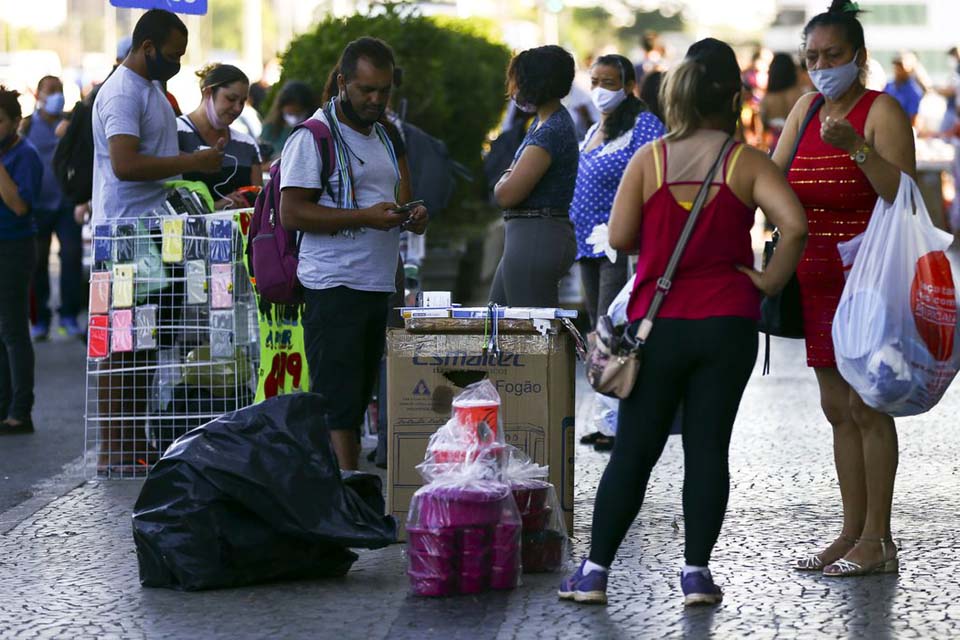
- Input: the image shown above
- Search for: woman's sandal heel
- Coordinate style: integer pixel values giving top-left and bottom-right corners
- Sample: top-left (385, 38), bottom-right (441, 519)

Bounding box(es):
top-left (822, 537), bottom-right (899, 577)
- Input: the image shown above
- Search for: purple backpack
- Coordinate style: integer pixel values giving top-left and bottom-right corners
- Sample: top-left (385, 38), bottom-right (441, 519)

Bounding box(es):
top-left (247, 119), bottom-right (336, 305)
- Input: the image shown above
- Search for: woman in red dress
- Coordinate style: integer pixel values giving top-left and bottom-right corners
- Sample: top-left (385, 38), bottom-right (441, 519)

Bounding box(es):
top-left (773, 1), bottom-right (916, 577)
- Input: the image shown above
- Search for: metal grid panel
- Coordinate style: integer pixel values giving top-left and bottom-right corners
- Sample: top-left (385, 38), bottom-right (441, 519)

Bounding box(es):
top-left (84, 211), bottom-right (259, 479)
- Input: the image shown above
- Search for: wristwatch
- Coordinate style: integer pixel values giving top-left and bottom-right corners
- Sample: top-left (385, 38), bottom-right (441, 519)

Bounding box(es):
top-left (850, 140), bottom-right (871, 164)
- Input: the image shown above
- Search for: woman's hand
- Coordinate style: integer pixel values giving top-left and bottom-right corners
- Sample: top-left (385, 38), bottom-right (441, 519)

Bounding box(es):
top-left (821, 116), bottom-right (861, 154)
top-left (736, 264), bottom-right (779, 297)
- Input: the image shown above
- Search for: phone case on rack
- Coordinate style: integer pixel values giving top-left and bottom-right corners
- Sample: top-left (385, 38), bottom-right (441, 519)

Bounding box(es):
top-left (135, 304), bottom-right (158, 351)
top-left (114, 223), bottom-right (136, 263)
top-left (89, 271), bottom-right (111, 314)
top-left (179, 188), bottom-right (207, 216)
top-left (87, 315), bottom-right (110, 359)
top-left (208, 219), bottom-right (232, 263)
top-left (186, 259), bottom-right (207, 304)
top-left (184, 216), bottom-right (208, 260)
top-left (93, 224), bottom-right (112, 264)
top-left (211, 263), bottom-right (233, 309)
top-left (162, 218), bottom-right (184, 263)
top-left (112, 264), bottom-right (135, 308)
top-left (165, 190), bottom-right (189, 215)
top-left (210, 310), bottom-right (234, 359)
top-left (111, 309), bottom-right (133, 352)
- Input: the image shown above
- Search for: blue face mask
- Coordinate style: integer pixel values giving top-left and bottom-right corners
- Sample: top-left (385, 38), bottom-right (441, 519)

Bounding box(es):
top-left (40, 92), bottom-right (65, 117)
top-left (808, 50), bottom-right (861, 100)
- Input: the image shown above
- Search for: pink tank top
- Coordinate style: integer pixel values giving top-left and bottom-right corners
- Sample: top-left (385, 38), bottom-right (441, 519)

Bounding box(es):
top-left (626, 140), bottom-right (761, 322)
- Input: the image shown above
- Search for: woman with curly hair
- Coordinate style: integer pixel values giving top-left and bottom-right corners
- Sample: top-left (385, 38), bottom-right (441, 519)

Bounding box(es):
top-left (491, 45), bottom-right (579, 307)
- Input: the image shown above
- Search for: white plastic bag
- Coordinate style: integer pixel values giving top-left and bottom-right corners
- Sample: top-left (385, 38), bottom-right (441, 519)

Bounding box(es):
top-left (833, 173), bottom-right (960, 416)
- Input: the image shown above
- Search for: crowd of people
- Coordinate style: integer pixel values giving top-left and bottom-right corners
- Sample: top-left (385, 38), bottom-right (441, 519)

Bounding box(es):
top-left (0, 0), bottom-right (944, 611)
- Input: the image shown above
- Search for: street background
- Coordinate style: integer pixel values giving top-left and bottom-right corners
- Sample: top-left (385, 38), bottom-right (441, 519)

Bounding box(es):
top-left (2, 334), bottom-right (959, 639)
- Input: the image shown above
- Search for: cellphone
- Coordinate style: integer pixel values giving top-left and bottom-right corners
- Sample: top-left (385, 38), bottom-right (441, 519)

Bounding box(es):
top-left (393, 199), bottom-right (425, 215)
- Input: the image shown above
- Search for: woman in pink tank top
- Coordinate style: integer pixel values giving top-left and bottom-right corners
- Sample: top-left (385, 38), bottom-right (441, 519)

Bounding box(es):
top-left (773, 1), bottom-right (916, 578)
top-left (559, 38), bottom-right (807, 608)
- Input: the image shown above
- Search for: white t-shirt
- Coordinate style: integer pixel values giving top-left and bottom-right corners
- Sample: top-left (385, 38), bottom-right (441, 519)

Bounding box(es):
top-left (279, 106), bottom-right (400, 292)
top-left (91, 65), bottom-right (180, 221)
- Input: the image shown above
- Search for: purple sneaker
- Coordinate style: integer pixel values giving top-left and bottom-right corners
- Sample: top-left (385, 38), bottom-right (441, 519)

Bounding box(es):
top-left (558, 559), bottom-right (608, 604)
top-left (681, 570), bottom-right (723, 606)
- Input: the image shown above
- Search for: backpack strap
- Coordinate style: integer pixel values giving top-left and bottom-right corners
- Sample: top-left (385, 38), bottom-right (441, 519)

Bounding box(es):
top-left (293, 118), bottom-right (337, 202)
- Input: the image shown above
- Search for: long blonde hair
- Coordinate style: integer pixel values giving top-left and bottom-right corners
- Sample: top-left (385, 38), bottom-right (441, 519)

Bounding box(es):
top-left (659, 54), bottom-right (741, 140)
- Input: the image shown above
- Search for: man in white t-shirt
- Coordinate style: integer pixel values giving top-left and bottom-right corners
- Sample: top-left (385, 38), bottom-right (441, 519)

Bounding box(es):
top-left (92, 9), bottom-right (223, 222)
top-left (91, 9), bottom-right (224, 473)
top-left (280, 37), bottom-right (428, 470)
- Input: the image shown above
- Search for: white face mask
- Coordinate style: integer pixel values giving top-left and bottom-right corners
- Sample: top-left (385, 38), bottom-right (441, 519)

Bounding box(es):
top-left (283, 113), bottom-right (304, 127)
top-left (808, 50), bottom-right (861, 100)
top-left (591, 87), bottom-right (627, 114)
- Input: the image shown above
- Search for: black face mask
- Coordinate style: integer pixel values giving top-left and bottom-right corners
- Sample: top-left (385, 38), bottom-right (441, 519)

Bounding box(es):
top-left (145, 49), bottom-right (181, 83)
top-left (0, 132), bottom-right (17, 153)
top-left (339, 91), bottom-right (384, 128)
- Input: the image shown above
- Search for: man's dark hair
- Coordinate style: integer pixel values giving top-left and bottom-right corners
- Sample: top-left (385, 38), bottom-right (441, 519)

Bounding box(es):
top-left (339, 37), bottom-right (396, 82)
top-left (0, 86), bottom-right (22, 121)
top-left (506, 45), bottom-right (575, 106)
top-left (131, 9), bottom-right (188, 51)
top-left (36, 75), bottom-right (62, 94)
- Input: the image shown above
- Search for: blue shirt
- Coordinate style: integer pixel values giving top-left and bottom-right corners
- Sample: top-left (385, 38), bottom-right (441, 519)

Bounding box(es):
top-left (0, 138), bottom-right (43, 240)
top-left (512, 107), bottom-right (579, 210)
top-left (24, 113), bottom-right (68, 211)
top-left (570, 111), bottom-right (665, 259)
top-left (884, 79), bottom-right (924, 118)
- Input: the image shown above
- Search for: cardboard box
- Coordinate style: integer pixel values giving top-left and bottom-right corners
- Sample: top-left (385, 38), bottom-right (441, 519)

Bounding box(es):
top-left (387, 319), bottom-right (575, 539)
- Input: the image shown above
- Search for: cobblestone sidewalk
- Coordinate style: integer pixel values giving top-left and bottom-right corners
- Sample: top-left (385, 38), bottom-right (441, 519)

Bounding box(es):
top-left (2, 338), bottom-right (960, 639)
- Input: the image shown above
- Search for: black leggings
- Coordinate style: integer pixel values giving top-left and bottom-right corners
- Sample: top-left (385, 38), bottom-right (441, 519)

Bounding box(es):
top-left (588, 317), bottom-right (758, 567)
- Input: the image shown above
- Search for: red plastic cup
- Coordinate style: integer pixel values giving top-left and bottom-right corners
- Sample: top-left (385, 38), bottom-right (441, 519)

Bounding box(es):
top-left (493, 521), bottom-right (521, 548)
top-left (490, 565), bottom-right (519, 590)
top-left (408, 551), bottom-right (457, 576)
top-left (407, 526), bottom-right (457, 557)
top-left (511, 481), bottom-right (551, 514)
top-left (452, 399), bottom-right (500, 442)
top-left (409, 571), bottom-right (456, 597)
top-left (459, 526), bottom-right (490, 552)
top-left (521, 506), bottom-right (553, 532)
top-left (460, 550), bottom-right (489, 574)
top-left (458, 570), bottom-right (488, 594)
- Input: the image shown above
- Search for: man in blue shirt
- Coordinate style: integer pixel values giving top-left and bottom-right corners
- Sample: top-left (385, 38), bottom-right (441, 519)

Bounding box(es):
top-left (22, 75), bottom-right (84, 340)
top-left (884, 52), bottom-right (925, 127)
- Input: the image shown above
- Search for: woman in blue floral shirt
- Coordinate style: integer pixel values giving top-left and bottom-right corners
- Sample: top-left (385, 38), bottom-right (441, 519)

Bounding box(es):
top-left (572, 55), bottom-right (664, 448)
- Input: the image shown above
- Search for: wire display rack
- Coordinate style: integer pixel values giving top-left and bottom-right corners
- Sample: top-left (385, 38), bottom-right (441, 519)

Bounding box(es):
top-left (83, 210), bottom-right (259, 479)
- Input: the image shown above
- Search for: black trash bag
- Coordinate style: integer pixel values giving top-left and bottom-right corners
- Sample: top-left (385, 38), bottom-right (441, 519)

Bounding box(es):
top-left (132, 393), bottom-right (397, 591)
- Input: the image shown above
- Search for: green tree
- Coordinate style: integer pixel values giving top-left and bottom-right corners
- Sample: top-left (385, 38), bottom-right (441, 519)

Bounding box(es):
top-left (275, 3), bottom-right (511, 172)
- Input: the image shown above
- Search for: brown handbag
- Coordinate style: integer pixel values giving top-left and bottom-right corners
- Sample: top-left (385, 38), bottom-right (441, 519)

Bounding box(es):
top-left (586, 137), bottom-right (735, 399)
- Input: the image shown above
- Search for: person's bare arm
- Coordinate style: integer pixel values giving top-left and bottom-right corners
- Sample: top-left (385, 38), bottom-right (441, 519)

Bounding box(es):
top-left (279, 187), bottom-right (405, 235)
top-left (107, 134), bottom-right (224, 182)
top-left (0, 163), bottom-right (28, 215)
top-left (736, 150), bottom-right (808, 296)
top-left (822, 93), bottom-right (916, 203)
top-left (608, 144), bottom-right (652, 253)
top-left (770, 92), bottom-right (818, 170)
top-left (494, 144), bottom-right (552, 208)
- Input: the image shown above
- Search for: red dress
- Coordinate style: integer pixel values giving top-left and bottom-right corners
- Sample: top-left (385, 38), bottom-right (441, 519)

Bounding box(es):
top-left (788, 90), bottom-right (881, 367)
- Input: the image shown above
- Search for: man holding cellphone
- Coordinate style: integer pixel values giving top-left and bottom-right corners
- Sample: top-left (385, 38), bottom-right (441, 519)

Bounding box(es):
top-left (280, 37), bottom-right (428, 470)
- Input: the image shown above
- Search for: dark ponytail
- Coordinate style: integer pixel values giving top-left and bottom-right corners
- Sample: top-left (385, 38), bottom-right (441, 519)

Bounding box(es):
top-left (803, 1), bottom-right (866, 50)
top-left (593, 54), bottom-right (648, 141)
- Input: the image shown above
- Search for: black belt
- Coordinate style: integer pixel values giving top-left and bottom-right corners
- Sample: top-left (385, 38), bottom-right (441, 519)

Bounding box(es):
top-left (503, 208), bottom-right (570, 220)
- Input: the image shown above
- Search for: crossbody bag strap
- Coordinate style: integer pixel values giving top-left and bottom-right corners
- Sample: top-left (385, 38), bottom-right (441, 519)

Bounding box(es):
top-left (635, 136), bottom-right (736, 343)
top-left (786, 94), bottom-right (825, 173)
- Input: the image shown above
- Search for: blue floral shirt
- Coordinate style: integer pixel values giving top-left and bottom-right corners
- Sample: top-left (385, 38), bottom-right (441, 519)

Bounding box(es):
top-left (570, 111), bottom-right (664, 259)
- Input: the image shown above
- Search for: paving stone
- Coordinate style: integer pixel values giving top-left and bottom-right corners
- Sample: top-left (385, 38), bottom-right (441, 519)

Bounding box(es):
top-left (1, 337), bottom-right (959, 638)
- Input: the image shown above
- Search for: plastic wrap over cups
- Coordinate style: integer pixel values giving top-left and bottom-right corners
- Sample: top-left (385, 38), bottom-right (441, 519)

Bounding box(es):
top-left (419, 379), bottom-right (505, 479)
top-left (406, 380), bottom-right (522, 597)
top-left (501, 447), bottom-right (569, 573)
top-left (833, 174), bottom-right (960, 416)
